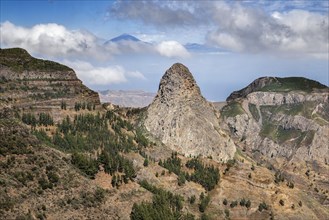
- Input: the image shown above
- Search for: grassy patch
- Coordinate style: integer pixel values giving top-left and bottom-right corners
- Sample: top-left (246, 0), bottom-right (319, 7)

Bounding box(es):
top-left (248, 103), bottom-right (260, 122)
top-left (260, 101), bottom-right (320, 120)
top-left (0, 48), bottom-right (72, 72)
top-left (221, 101), bottom-right (245, 118)
top-left (260, 123), bottom-right (315, 145)
top-left (259, 77), bottom-right (327, 93)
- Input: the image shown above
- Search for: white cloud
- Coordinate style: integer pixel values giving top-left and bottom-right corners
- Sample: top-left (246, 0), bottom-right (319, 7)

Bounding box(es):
top-left (156, 41), bottom-right (190, 58)
top-left (109, 1), bottom-right (328, 57)
top-left (62, 60), bottom-right (146, 86)
top-left (0, 21), bottom-right (105, 59)
top-left (207, 3), bottom-right (329, 55)
top-left (0, 21), bottom-right (192, 60)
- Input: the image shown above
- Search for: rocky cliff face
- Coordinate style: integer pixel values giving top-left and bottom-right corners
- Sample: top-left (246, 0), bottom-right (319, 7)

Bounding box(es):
top-left (222, 77), bottom-right (329, 164)
top-left (144, 63), bottom-right (236, 162)
top-left (0, 48), bottom-right (100, 112)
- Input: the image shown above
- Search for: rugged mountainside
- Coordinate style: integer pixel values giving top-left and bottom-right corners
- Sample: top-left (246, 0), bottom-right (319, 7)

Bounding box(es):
top-left (99, 90), bottom-right (155, 107)
top-left (144, 63), bottom-right (236, 162)
top-left (222, 76), bottom-right (329, 164)
top-left (0, 48), bottom-right (100, 115)
top-left (1, 49), bottom-right (329, 220)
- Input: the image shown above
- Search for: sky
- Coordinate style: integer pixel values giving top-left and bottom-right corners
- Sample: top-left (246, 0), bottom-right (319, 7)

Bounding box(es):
top-left (1, 0), bottom-right (328, 101)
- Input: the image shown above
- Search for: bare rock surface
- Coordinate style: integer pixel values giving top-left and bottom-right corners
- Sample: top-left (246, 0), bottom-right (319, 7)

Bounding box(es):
top-left (222, 77), bottom-right (329, 164)
top-left (145, 63), bottom-right (236, 162)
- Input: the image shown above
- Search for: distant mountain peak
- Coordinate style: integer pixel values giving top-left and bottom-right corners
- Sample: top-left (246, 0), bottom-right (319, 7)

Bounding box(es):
top-left (109, 34), bottom-right (141, 43)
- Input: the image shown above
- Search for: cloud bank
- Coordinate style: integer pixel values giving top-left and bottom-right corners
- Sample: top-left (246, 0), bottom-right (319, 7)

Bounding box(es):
top-left (62, 60), bottom-right (146, 86)
top-left (109, 1), bottom-right (329, 56)
top-left (0, 21), bottom-right (190, 60)
top-left (156, 41), bottom-right (190, 58)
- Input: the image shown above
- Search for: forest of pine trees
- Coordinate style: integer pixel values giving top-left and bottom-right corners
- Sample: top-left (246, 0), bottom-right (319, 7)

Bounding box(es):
top-left (130, 180), bottom-right (190, 219)
top-left (158, 153), bottom-right (220, 191)
top-left (28, 110), bottom-right (147, 182)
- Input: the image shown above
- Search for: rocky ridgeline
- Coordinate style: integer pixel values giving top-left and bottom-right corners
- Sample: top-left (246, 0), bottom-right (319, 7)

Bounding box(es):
top-left (145, 63), bottom-right (236, 162)
top-left (222, 76), bottom-right (329, 164)
top-left (0, 48), bottom-right (100, 113)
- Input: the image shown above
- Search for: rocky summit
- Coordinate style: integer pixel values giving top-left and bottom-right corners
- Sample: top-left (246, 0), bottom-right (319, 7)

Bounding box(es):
top-left (144, 63), bottom-right (236, 162)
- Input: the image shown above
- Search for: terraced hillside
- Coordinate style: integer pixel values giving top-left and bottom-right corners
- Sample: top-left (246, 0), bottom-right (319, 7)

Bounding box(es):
top-left (0, 48), bottom-right (100, 118)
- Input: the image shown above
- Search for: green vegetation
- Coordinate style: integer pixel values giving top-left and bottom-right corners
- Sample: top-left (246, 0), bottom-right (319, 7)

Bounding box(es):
top-left (74, 102), bottom-right (96, 111)
top-left (279, 199), bottom-right (285, 206)
top-left (258, 202), bottom-right (268, 212)
top-left (259, 77), bottom-right (327, 93)
top-left (221, 101), bottom-right (245, 118)
top-left (22, 112), bottom-right (55, 127)
top-left (143, 158), bottom-right (149, 167)
top-left (61, 101), bottom-right (67, 110)
top-left (30, 110), bottom-right (146, 180)
top-left (29, 90), bottom-right (70, 100)
top-left (259, 110), bottom-right (315, 145)
top-left (131, 180), bottom-right (187, 220)
top-left (259, 105), bottom-right (315, 145)
top-left (159, 152), bottom-right (186, 186)
top-left (0, 48), bottom-right (72, 72)
top-left (260, 102), bottom-right (322, 120)
top-left (188, 195), bottom-right (196, 204)
top-left (0, 117), bottom-right (35, 156)
top-left (229, 200), bottom-right (238, 208)
top-left (199, 192), bottom-right (210, 212)
top-left (161, 152), bottom-right (182, 175)
top-left (185, 158), bottom-right (220, 191)
top-left (248, 103), bottom-right (260, 122)
top-left (159, 154), bottom-right (219, 190)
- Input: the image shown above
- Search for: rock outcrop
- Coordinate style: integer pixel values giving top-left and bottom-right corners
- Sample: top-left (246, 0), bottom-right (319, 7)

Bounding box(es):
top-left (222, 77), bottom-right (329, 164)
top-left (144, 63), bottom-right (236, 162)
top-left (0, 48), bottom-right (100, 112)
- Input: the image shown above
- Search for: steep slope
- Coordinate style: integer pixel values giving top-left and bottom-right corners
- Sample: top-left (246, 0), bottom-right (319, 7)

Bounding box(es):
top-left (144, 63), bottom-right (236, 162)
top-left (0, 108), bottom-right (153, 220)
top-left (0, 48), bottom-right (100, 112)
top-left (222, 77), bottom-right (329, 164)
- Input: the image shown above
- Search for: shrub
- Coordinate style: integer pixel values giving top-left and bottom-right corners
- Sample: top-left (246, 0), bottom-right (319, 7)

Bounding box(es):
top-left (240, 198), bottom-right (246, 206)
top-left (178, 173), bottom-right (186, 186)
top-left (188, 195), bottom-right (196, 204)
top-left (279, 199), bottom-right (285, 206)
top-left (245, 199), bottom-right (251, 208)
top-left (199, 193), bottom-right (210, 212)
top-left (143, 158), bottom-right (149, 167)
top-left (230, 200), bottom-right (238, 208)
top-left (258, 202), bottom-right (268, 212)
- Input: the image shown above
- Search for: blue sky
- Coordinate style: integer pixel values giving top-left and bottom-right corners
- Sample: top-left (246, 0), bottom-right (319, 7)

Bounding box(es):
top-left (1, 0), bottom-right (328, 101)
